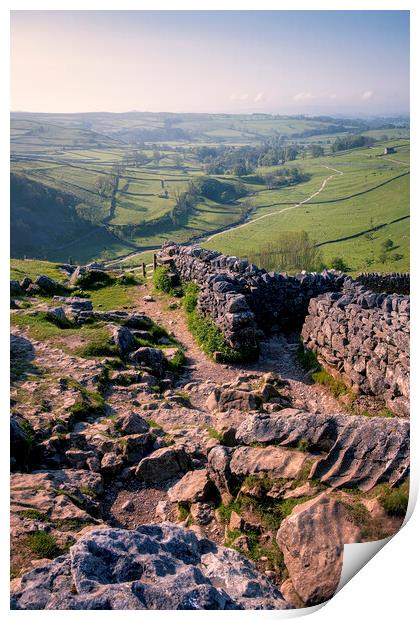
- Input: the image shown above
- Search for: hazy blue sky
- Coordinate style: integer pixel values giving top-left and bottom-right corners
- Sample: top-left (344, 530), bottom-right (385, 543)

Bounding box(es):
top-left (11, 10), bottom-right (410, 115)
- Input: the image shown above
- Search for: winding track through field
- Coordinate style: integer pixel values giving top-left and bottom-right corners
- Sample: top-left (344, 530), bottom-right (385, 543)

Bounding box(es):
top-left (205, 165), bottom-right (344, 242)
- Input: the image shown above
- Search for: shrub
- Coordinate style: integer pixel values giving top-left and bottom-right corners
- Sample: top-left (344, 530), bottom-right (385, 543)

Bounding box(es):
top-left (182, 282), bottom-right (199, 313)
top-left (297, 342), bottom-right (320, 373)
top-left (330, 256), bottom-right (350, 272)
top-left (116, 273), bottom-right (139, 286)
top-left (379, 482), bottom-right (409, 516)
top-left (312, 368), bottom-right (350, 398)
top-left (25, 531), bottom-right (60, 559)
top-left (75, 270), bottom-right (113, 290)
top-left (186, 310), bottom-right (242, 363)
top-left (153, 266), bottom-right (173, 293)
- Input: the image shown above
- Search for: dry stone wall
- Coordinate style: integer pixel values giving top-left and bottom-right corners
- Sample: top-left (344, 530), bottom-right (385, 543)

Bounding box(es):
top-left (158, 243), bottom-right (410, 416)
top-left (158, 243), bottom-right (346, 352)
top-left (355, 272), bottom-right (410, 295)
top-left (301, 283), bottom-right (410, 417)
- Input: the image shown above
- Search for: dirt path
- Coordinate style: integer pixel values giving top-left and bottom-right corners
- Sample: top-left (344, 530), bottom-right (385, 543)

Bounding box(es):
top-left (134, 282), bottom-right (345, 416)
top-left (134, 283), bottom-right (239, 397)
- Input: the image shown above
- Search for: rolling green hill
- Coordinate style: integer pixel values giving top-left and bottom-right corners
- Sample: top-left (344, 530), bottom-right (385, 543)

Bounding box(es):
top-left (10, 112), bottom-right (409, 272)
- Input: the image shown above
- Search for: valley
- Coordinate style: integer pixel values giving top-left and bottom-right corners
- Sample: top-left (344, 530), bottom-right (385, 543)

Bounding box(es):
top-left (11, 112), bottom-right (409, 274)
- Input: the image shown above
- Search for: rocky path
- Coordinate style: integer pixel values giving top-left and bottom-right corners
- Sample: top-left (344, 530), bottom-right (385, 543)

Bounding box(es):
top-left (133, 282), bottom-right (346, 416)
top-left (133, 283), bottom-right (239, 408)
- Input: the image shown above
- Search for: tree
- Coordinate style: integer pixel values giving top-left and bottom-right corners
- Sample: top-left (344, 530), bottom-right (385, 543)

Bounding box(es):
top-left (173, 154), bottom-right (183, 169)
top-left (309, 144), bottom-right (325, 158)
top-left (381, 238), bottom-right (395, 251)
top-left (247, 230), bottom-right (325, 273)
top-left (95, 176), bottom-right (113, 198)
top-left (264, 173), bottom-right (276, 190)
top-left (232, 162), bottom-right (248, 177)
top-left (152, 150), bottom-right (161, 166)
top-left (330, 256), bottom-right (350, 272)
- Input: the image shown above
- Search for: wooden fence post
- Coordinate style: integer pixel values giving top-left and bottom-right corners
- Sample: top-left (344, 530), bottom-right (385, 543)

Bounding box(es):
top-left (153, 254), bottom-right (157, 271)
top-left (142, 262), bottom-right (146, 278)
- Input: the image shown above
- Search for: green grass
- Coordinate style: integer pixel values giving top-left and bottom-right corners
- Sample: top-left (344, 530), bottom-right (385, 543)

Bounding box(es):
top-left (153, 265), bottom-right (174, 294)
top-left (297, 342), bottom-right (320, 373)
top-left (186, 309), bottom-right (243, 363)
top-left (10, 258), bottom-right (68, 283)
top-left (216, 500), bottom-right (243, 524)
top-left (240, 494), bottom-right (310, 531)
top-left (24, 531), bottom-right (61, 559)
top-left (167, 349), bottom-right (186, 373)
top-left (65, 381), bottom-right (106, 420)
top-left (206, 426), bottom-right (224, 442)
top-left (205, 146), bottom-right (409, 274)
top-left (10, 312), bottom-right (120, 360)
top-left (379, 482), bottom-right (409, 517)
top-left (312, 368), bottom-right (352, 398)
top-left (11, 113), bottom-right (409, 270)
top-left (17, 509), bottom-right (49, 521)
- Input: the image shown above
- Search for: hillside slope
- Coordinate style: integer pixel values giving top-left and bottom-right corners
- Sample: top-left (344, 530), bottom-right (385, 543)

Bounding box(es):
top-left (10, 173), bottom-right (130, 262)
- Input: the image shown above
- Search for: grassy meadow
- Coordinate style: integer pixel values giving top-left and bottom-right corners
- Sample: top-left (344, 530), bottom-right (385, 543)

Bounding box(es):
top-left (11, 112), bottom-right (409, 274)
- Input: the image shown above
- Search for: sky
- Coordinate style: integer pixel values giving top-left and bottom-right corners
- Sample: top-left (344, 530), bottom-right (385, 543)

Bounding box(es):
top-left (10, 10), bottom-right (410, 116)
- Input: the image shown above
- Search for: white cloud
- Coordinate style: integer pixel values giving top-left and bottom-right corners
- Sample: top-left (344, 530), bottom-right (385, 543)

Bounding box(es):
top-left (254, 92), bottom-right (265, 102)
top-left (330, 93), bottom-right (337, 100)
top-left (293, 92), bottom-right (315, 101)
top-left (361, 90), bottom-right (374, 100)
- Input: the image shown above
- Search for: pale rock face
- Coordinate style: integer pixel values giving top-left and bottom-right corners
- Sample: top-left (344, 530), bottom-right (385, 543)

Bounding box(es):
top-left (206, 445), bottom-right (238, 497)
top-left (205, 388), bottom-right (259, 413)
top-left (11, 525), bottom-right (290, 610)
top-left (167, 469), bottom-right (214, 504)
top-left (236, 410), bottom-right (410, 491)
top-left (130, 347), bottom-right (166, 376)
top-left (230, 446), bottom-right (311, 480)
top-left (276, 493), bottom-right (361, 606)
top-left (107, 324), bottom-right (136, 357)
top-left (135, 446), bottom-right (191, 482)
top-left (114, 412), bottom-right (150, 436)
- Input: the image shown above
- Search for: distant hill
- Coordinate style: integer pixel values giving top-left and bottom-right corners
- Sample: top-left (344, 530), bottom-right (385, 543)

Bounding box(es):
top-left (10, 173), bottom-right (123, 261)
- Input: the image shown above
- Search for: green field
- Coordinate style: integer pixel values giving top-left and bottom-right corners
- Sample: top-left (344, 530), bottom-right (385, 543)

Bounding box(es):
top-left (11, 111), bottom-right (409, 273)
top-left (205, 142), bottom-right (409, 273)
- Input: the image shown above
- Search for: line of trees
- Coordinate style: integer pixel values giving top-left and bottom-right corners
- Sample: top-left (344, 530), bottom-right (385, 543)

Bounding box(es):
top-left (331, 135), bottom-right (375, 152)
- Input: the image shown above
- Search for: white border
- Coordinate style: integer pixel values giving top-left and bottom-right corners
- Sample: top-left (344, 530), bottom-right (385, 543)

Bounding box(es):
top-left (1, 2), bottom-right (417, 618)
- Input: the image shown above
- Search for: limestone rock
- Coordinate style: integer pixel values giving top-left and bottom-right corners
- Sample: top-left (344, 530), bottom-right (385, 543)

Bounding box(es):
top-left (237, 410), bottom-right (410, 491)
top-left (207, 446), bottom-right (239, 497)
top-left (35, 275), bottom-right (63, 295)
top-left (135, 446), bottom-right (191, 482)
top-left (11, 525), bottom-right (289, 610)
top-left (168, 469), bottom-right (214, 504)
top-left (206, 388), bottom-right (259, 413)
top-left (230, 446), bottom-right (309, 480)
top-left (130, 347), bottom-right (166, 376)
top-left (276, 493), bottom-right (361, 605)
top-left (114, 412), bottom-right (150, 436)
top-left (100, 452), bottom-right (124, 475)
top-left (11, 280), bottom-right (23, 296)
top-left (108, 325), bottom-right (136, 356)
top-left (236, 409), bottom-right (336, 450)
